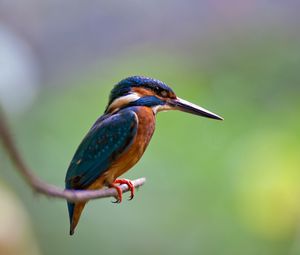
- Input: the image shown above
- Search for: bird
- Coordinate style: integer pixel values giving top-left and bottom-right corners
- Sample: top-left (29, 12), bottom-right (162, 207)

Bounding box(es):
top-left (65, 76), bottom-right (223, 235)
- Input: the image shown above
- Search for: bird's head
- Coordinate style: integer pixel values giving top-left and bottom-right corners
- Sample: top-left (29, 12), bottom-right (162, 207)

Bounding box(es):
top-left (105, 76), bottom-right (223, 120)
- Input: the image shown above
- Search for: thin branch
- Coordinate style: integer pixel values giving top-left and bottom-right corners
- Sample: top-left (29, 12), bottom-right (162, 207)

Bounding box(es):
top-left (0, 108), bottom-right (146, 202)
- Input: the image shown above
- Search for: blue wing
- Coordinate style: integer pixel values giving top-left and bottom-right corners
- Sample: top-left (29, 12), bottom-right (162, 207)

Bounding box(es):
top-left (65, 110), bottom-right (138, 189)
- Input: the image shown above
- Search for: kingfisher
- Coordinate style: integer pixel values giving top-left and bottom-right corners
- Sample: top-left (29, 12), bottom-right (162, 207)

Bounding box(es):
top-left (65, 76), bottom-right (223, 235)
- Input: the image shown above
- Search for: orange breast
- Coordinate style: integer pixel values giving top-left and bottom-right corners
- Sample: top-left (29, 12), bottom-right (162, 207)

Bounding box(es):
top-left (88, 107), bottom-right (156, 189)
top-left (108, 107), bottom-right (156, 181)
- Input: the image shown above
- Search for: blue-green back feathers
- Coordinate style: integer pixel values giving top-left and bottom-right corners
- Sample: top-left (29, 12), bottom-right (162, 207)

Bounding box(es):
top-left (65, 110), bottom-right (138, 190)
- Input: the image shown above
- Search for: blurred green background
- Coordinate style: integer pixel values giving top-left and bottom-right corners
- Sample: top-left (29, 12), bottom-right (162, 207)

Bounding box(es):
top-left (1, 1), bottom-right (300, 255)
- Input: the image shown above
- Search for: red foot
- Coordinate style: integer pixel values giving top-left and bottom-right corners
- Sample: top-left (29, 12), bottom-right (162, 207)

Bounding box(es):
top-left (110, 179), bottom-right (135, 203)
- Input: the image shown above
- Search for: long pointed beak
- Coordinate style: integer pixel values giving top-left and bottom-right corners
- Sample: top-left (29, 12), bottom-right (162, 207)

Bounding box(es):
top-left (168, 97), bottom-right (223, 120)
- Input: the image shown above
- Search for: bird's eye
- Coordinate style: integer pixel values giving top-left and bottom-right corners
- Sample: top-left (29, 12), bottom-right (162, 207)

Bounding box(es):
top-left (160, 90), bottom-right (168, 97)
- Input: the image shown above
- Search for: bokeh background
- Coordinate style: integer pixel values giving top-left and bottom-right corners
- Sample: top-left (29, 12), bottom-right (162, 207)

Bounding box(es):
top-left (1, 1), bottom-right (300, 255)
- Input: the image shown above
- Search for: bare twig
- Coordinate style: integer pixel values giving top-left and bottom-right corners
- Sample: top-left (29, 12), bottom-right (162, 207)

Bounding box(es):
top-left (0, 108), bottom-right (146, 202)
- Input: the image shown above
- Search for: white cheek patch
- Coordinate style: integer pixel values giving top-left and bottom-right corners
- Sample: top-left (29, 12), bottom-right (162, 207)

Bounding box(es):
top-left (108, 93), bottom-right (141, 113)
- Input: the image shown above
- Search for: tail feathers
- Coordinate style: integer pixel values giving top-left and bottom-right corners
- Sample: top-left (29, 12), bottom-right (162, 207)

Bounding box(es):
top-left (67, 176), bottom-right (106, 235)
top-left (68, 202), bottom-right (87, 235)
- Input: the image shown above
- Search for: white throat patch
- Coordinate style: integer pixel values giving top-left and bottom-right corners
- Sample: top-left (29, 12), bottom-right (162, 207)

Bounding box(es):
top-left (152, 104), bottom-right (173, 114)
